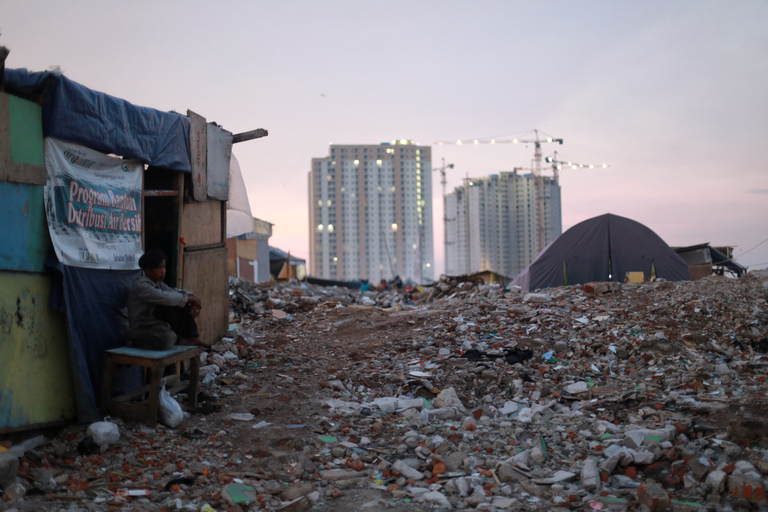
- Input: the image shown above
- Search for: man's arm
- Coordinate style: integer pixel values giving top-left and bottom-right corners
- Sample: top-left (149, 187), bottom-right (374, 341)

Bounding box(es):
top-left (131, 278), bottom-right (189, 308)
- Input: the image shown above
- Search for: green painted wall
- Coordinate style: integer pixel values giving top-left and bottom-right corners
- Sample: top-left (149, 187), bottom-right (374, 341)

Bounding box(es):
top-left (0, 273), bottom-right (75, 429)
top-left (8, 95), bottom-right (44, 166)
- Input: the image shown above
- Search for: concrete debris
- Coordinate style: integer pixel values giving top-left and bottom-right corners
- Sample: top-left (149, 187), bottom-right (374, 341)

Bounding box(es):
top-left (4, 271), bottom-right (768, 511)
top-left (86, 421), bottom-right (120, 447)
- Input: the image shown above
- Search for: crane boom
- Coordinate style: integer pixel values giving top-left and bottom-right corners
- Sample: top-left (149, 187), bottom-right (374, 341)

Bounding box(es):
top-left (545, 150), bottom-right (609, 183)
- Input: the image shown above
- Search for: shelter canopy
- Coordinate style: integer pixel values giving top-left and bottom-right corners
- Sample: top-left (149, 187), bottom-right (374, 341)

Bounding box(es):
top-left (513, 213), bottom-right (690, 291)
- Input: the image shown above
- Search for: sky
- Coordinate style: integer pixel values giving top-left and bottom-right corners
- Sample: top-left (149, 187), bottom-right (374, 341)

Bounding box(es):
top-left (3, 0), bottom-right (768, 274)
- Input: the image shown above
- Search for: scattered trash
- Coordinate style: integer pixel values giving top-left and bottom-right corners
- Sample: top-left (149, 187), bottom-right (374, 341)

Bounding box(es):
top-left (158, 383), bottom-right (184, 428)
top-left (86, 421), bottom-right (120, 447)
top-left (221, 482), bottom-right (256, 505)
top-left (226, 412), bottom-right (255, 421)
top-left (10, 271), bottom-right (768, 510)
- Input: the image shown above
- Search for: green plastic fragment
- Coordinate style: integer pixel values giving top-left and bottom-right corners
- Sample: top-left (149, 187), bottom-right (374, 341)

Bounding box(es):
top-left (539, 434), bottom-right (548, 461)
top-left (598, 496), bottom-right (629, 504)
top-left (319, 436), bottom-right (338, 443)
top-left (600, 433), bottom-right (614, 439)
top-left (671, 499), bottom-right (703, 508)
top-left (223, 483), bottom-right (255, 504)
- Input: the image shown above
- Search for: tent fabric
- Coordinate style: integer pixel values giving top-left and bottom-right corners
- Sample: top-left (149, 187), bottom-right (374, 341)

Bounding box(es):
top-left (513, 213), bottom-right (689, 291)
top-left (4, 68), bottom-right (191, 172)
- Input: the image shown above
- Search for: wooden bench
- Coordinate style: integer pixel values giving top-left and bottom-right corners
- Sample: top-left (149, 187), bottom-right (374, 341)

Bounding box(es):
top-left (101, 345), bottom-right (201, 427)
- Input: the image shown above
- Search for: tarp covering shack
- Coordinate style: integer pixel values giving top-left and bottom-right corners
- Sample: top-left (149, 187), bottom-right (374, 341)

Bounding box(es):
top-left (4, 68), bottom-right (191, 171)
top-left (513, 213), bottom-right (689, 291)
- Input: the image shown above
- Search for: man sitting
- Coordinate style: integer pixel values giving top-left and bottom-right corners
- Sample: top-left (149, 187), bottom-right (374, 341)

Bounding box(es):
top-left (126, 249), bottom-right (204, 350)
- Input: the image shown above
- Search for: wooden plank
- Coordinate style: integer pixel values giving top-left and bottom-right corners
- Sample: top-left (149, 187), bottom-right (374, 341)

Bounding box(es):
top-left (175, 171), bottom-right (184, 288)
top-left (142, 190), bottom-right (178, 197)
top-left (180, 200), bottom-right (222, 247)
top-left (111, 375), bottom-right (181, 403)
top-left (106, 345), bottom-right (198, 360)
top-left (187, 110), bottom-right (207, 202)
top-left (226, 238), bottom-right (238, 278)
top-left (237, 239), bottom-right (259, 261)
top-left (182, 247), bottom-right (229, 344)
top-left (206, 123), bottom-right (232, 200)
top-left (232, 128), bottom-right (268, 144)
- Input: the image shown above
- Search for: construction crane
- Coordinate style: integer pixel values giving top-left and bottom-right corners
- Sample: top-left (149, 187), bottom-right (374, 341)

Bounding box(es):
top-left (432, 158), bottom-right (455, 271)
top-left (545, 150), bottom-right (609, 183)
top-left (435, 129), bottom-right (563, 256)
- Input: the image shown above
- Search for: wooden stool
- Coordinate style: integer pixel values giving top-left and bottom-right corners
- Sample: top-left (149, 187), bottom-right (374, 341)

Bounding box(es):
top-left (101, 345), bottom-right (201, 427)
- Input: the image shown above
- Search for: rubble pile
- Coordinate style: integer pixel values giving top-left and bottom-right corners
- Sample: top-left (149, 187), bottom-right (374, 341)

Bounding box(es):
top-left (3, 272), bottom-right (768, 511)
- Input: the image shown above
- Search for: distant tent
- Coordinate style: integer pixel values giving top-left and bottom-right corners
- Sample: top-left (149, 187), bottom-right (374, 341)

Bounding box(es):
top-left (513, 213), bottom-right (689, 291)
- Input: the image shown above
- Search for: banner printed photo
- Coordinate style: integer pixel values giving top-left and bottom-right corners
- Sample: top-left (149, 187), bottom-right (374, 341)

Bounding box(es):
top-left (43, 137), bottom-right (143, 269)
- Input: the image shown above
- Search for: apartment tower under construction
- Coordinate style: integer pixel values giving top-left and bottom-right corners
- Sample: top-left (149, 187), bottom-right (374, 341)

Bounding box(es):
top-left (444, 171), bottom-right (561, 278)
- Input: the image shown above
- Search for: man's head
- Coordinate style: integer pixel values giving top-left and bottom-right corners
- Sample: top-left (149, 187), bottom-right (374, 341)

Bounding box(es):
top-left (138, 249), bottom-right (167, 283)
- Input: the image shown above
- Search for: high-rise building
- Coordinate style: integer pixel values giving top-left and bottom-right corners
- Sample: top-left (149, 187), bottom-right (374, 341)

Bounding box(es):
top-left (444, 171), bottom-right (561, 278)
top-left (308, 140), bottom-right (434, 284)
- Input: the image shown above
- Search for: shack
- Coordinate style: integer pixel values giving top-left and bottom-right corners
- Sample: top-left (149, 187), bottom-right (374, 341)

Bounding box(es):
top-left (1, 56), bottom-right (264, 431)
top-left (468, 270), bottom-right (512, 288)
top-left (673, 243), bottom-right (746, 279)
top-left (270, 247), bottom-right (307, 281)
top-left (226, 217), bottom-right (273, 284)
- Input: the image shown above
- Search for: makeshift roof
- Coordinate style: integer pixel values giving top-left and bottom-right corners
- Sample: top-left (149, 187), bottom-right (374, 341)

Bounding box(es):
top-left (236, 218), bottom-right (273, 240)
top-left (3, 68), bottom-right (191, 171)
top-left (269, 246), bottom-right (306, 264)
top-left (673, 243), bottom-right (747, 278)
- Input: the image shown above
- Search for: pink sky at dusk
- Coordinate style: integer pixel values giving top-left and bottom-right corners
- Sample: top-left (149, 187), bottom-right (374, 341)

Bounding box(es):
top-left (3, 1), bottom-right (767, 275)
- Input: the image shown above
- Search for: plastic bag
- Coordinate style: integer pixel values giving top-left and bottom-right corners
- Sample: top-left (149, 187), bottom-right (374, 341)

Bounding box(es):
top-left (158, 382), bottom-right (183, 428)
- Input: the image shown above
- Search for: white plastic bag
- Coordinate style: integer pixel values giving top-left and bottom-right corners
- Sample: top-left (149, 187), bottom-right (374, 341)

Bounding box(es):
top-left (158, 383), bottom-right (183, 428)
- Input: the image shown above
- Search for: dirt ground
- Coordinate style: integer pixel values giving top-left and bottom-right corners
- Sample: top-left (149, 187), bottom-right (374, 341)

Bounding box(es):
top-left (4, 273), bottom-right (768, 511)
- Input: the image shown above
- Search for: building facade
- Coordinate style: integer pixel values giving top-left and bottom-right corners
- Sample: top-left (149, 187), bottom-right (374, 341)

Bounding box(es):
top-left (445, 171), bottom-right (561, 278)
top-left (309, 140), bottom-right (434, 284)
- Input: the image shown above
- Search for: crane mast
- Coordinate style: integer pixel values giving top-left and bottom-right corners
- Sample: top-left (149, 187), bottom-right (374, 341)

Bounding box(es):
top-left (432, 158), bottom-right (454, 279)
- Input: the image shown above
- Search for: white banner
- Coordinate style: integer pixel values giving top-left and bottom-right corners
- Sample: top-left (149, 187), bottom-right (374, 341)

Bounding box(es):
top-left (43, 137), bottom-right (143, 269)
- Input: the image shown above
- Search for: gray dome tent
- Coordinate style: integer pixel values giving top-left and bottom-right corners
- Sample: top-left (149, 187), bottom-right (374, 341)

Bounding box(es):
top-left (513, 213), bottom-right (689, 291)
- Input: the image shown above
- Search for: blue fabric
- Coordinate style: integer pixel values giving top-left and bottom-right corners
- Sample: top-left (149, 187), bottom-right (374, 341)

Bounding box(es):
top-left (48, 258), bottom-right (142, 421)
top-left (4, 68), bottom-right (191, 172)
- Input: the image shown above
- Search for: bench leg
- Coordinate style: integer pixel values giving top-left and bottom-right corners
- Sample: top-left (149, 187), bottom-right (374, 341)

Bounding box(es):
top-left (188, 353), bottom-right (200, 407)
top-left (146, 366), bottom-right (162, 427)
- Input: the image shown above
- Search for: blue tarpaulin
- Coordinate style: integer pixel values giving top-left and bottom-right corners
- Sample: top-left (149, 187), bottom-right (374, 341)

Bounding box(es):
top-left (48, 256), bottom-right (142, 421)
top-left (4, 68), bottom-right (191, 172)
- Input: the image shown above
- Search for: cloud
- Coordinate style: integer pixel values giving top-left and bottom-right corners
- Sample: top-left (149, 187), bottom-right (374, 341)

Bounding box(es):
top-left (747, 189), bottom-right (768, 195)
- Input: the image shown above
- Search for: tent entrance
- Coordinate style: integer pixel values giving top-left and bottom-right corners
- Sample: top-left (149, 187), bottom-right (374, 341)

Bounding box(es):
top-left (142, 167), bottom-right (182, 286)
